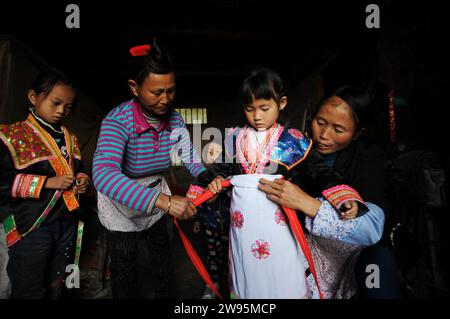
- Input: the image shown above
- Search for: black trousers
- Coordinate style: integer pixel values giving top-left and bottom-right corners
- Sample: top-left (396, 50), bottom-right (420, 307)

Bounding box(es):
top-left (106, 215), bottom-right (172, 299)
top-left (7, 217), bottom-right (77, 299)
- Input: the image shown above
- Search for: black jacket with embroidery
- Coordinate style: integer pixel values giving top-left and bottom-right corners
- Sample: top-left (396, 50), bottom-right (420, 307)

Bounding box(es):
top-left (0, 113), bottom-right (86, 246)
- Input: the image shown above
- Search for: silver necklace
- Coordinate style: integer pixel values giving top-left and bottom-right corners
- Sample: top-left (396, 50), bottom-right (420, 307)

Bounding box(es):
top-left (30, 108), bottom-right (64, 134)
top-left (143, 113), bottom-right (161, 124)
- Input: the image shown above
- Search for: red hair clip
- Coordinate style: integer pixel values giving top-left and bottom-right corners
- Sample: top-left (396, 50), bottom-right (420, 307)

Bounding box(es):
top-left (129, 44), bottom-right (151, 57)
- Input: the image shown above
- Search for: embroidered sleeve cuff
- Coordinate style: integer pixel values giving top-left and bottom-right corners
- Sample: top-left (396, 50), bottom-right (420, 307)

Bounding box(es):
top-left (11, 174), bottom-right (47, 199)
top-left (186, 184), bottom-right (206, 201)
top-left (322, 184), bottom-right (368, 215)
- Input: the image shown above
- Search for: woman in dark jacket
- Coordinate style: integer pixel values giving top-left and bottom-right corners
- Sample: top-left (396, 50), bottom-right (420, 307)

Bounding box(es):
top-left (259, 85), bottom-right (401, 299)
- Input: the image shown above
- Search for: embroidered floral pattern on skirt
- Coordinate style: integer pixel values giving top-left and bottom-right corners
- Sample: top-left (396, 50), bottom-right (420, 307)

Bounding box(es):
top-left (229, 174), bottom-right (308, 298)
top-left (274, 208), bottom-right (288, 226)
top-left (251, 239), bottom-right (270, 259)
top-left (231, 210), bottom-right (244, 229)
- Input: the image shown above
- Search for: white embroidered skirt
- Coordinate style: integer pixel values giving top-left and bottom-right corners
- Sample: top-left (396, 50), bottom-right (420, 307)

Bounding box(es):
top-left (229, 174), bottom-right (308, 299)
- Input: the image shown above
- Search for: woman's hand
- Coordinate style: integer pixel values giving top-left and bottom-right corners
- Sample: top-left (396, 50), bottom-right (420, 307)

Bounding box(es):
top-left (73, 177), bottom-right (89, 194)
top-left (156, 194), bottom-right (197, 220)
top-left (258, 178), bottom-right (322, 218)
top-left (45, 175), bottom-right (75, 190)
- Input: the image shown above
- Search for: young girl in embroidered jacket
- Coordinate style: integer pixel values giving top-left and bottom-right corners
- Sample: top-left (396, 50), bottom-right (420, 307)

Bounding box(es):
top-left (187, 68), bottom-right (384, 299)
top-left (0, 70), bottom-right (90, 299)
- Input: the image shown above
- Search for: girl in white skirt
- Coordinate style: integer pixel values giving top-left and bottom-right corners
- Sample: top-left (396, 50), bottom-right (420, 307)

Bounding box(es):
top-left (187, 68), bottom-right (384, 299)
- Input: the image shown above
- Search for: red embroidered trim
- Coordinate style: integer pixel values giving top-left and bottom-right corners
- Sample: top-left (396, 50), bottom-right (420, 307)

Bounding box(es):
top-left (322, 184), bottom-right (366, 210)
top-left (236, 123), bottom-right (282, 174)
top-left (186, 184), bottom-right (206, 201)
top-left (11, 174), bottom-right (46, 199)
top-left (6, 229), bottom-right (20, 247)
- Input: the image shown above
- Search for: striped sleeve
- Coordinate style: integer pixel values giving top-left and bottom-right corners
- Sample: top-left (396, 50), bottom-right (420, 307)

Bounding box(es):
top-left (92, 115), bottom-right (160, 213)
top-left (171, 114), bottom-right (205, 177)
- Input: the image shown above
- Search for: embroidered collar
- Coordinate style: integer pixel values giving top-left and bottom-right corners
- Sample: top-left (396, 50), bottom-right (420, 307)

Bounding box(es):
top-left (131, 99), bottom-right (173, 134)
top-left (237, 123), bottom-right (283, 174)
top-left (25, 114), bottom-right (73, 171)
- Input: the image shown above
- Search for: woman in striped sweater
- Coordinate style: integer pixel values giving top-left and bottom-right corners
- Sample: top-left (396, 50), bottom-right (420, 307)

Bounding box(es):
top-left (92, 39), bottom-right (205, 299)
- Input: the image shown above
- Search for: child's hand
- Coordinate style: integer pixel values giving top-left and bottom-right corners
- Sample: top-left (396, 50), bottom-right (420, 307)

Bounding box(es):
top-left (208, 176), bottom-right (226, 194)
top-left (73, 177), bottom-right (89, 194)
top-left (45, 175), bottom-right (75, 190)
top-left (193, 221), bottom-right (201, 234)
top-left (207, 176), bottom-right (226, 202)
top-left (340, 200), bottom-right (358, 220)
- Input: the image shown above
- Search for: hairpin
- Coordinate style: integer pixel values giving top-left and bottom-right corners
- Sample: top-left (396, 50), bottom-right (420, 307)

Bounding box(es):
top-left (129, 44), bottom-right (151, 57)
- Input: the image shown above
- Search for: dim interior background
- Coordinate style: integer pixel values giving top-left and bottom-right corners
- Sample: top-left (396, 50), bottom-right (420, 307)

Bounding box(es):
top-left (0, 0), bottom-right (448, 299)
